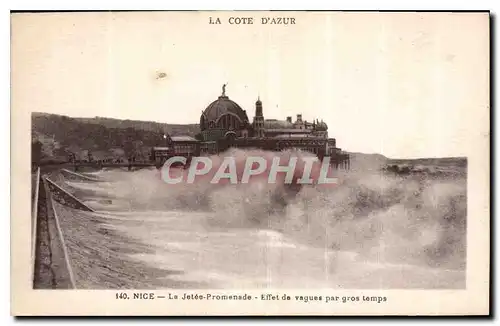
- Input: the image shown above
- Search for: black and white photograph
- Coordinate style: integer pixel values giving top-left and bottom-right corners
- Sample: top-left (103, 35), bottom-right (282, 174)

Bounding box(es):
top-left (11, 10), bottom-right (490, 316)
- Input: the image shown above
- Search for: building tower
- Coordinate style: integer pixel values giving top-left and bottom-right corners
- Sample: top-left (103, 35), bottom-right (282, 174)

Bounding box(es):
top-left (253, 96), bottom-right (265, 138)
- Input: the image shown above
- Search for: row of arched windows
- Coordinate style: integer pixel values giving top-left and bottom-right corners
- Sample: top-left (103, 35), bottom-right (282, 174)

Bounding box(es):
top-left (201, 113), bottom-right (244, 131)
top-left (216, 114), bottom-right (242, 130)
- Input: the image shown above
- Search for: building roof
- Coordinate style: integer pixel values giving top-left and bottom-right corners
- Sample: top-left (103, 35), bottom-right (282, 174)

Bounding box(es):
top-left (263, 119), bottom-right (294, 129)
top-left (201, 95), bottom-right (249, 125)
top-left (273, 134), bottom-right (323, 139)
top-left (265, 128), bottom-right (313, 134)
top-left (315, 121), bottom-right (328, 131)
top-left (171, 136), bottom-right (198, 142)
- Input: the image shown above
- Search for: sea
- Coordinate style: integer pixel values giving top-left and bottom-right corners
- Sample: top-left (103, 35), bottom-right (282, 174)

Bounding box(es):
top-left (50, 149), bottom-right (467, 289)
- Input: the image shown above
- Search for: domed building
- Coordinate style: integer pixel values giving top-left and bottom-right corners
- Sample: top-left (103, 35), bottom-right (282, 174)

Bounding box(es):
top-left (199, 85), bottom-right (250, 141)
top-left (153, 84), bottom-right (350, 169)
top-left (198, 84), bottom-right (332, 141)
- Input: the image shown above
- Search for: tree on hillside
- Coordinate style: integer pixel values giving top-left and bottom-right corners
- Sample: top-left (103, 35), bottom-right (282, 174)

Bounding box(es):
top-left (32, 112), bottom-right (199, 158)
top-left (132, 140), bottom-right (144, 161)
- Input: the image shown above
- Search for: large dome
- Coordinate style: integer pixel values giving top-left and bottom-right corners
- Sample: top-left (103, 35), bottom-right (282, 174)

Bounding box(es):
top-left (200, 93), bottom-right (249, 132)
top-left (202, 95), bottom-right (248, 122)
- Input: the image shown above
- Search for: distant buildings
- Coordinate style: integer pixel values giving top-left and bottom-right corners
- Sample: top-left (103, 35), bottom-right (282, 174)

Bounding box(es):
top-left (152, 85), bottom-right (350, 168)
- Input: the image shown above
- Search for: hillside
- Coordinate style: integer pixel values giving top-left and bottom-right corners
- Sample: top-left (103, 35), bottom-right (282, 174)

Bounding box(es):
top-left (75, 115), bottom-right (200, 135)
top-left (31, 112), bottom-right (199, 162)
top-left (387, 156), bottom-right (468, 167)
top-left (345, 152), bottom-right (389, 172)
top-left (346, 152), bottom-right (467, 177)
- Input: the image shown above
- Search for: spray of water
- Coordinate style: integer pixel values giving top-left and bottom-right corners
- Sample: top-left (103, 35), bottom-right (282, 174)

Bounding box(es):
top-left (69, 149), bottom-right (466, 272)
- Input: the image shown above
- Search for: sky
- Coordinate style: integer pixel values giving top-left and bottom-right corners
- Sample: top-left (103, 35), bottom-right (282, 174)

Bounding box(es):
top-left (11, 11), bottom-right (489, 158)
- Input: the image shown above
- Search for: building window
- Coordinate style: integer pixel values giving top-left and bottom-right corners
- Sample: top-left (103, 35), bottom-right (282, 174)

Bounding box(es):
top-left (174, 144), bottom-right (194, 154)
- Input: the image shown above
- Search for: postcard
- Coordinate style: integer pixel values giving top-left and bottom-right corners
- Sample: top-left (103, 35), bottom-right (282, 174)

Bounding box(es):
top-left (11, 10), bottom-right (490, 316)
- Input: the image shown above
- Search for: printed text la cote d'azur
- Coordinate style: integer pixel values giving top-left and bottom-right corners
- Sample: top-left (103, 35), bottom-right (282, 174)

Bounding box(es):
top-left (209, 16), bottom-right (296, 25)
